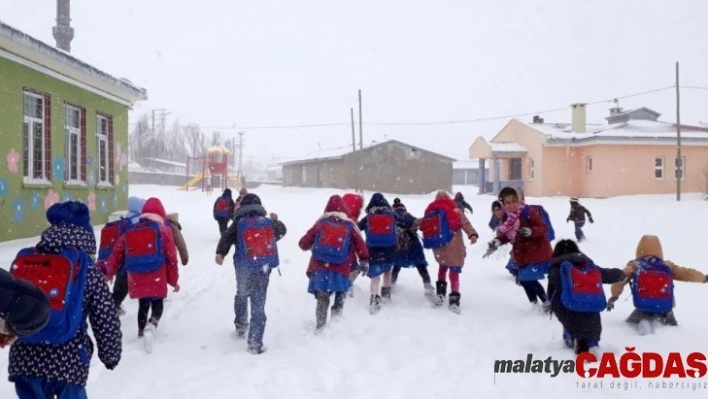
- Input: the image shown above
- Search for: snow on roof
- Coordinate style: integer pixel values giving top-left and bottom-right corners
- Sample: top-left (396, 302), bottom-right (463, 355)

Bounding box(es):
top-left (143, 158), bottom-right (187, 167)
top-left (520, 119), bottom-right (708, 141)
top-left (490, 142), bottom-right (527, 152)
top-left (453, 160), bottom-right (479, 169)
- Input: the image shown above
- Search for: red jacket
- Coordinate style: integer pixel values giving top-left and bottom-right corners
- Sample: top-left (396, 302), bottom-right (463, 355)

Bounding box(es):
top-left (106, 213), bottom-right (179, 299)
top-left (497, 205), bottom-right (552, 266)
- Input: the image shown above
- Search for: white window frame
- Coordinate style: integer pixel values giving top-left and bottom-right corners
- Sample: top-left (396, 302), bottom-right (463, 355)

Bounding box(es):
top-left (301, 165), bottom-right (307, 184)
top-left (674, 156), bottom-right (686, 181)
top-left (528, 158), bottom-right (535, 180)
top-left (654, 157), bottom-right (665, 180)
top-left (96, 114), bottom-right (112, 187)
top-left (64, 105), bottom-right (84, 185)
top-left (22, 91), bottom-right (49, 184)
top-left (585, 156), bottom-right (593, 174)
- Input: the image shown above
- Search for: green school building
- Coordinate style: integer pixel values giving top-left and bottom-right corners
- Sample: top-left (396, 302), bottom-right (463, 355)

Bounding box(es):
top-left (0, 20), bottom-right (147, 242)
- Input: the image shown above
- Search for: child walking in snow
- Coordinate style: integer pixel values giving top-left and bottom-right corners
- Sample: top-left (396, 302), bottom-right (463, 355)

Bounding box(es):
top-left (566, 197), bottom-right (593, 242)
top-left (357, 193), bottom-right (401, 314)
top-left (8, 201), bottom-right (121, 397)
top-left (391, 198), bottom-right (435, 300)
top-left (215, 193), bottom-right (287, 354)
top-left (214, 188), bottom-right (236, 234)
top-left (607, 234), bottom-right (708, 335)
top-left (299, 195), bottom-right (369, 330)
top-left (342, 192), bottom-right (366, 293)
top-left (546, 239), bottom-right (625, 354)
top-left (420, 191), bottom-right (478, 313)
top-left (106, 197), bottom-right (180, 344)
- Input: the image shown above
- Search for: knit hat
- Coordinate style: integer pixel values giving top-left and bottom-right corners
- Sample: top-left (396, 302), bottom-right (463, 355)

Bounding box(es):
top-left (240, 193), bottom-right (262, 207)
top-left (392, 197), bottom-right (406, 210)
top-left (223, 188), bottom-right (232, 197)
top-left (126, 196), bottom-right (146, 219)
top-left (569, 197), bottom-right (579, 203)
top-left (142, 197), bottom-right (167, 219)
top-left (324, 195), bottom-right (349, 214)
top-left (46, 201), bottom-right (94, 237)
top-left (365, 192), bottom-right (390, 212)
top-left (239, 187), bottom-right (248, 196)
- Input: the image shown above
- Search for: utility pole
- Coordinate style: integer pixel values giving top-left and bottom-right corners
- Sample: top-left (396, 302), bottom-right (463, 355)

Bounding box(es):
top-left (237, 131), bottom-right (245, 186)
top-left (358, 90), bottom-right (363, 193)
top-left (676, 62), bottom-right (682, 202)
top-left (358, 89), bottom-right (363, 151)
top-left (351, 108), bottom-right (358, 192)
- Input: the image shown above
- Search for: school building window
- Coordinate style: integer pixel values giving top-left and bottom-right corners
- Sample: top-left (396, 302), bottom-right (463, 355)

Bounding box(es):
top-left (654, 157), bottom-right (665, 180)
top-left (509, 158), bottom-right (522, 180)
top-left (64, 104), bottom-right (86, 183)
top-left (674, 156), bottom-right (686, 181)
top-left (22, 90), bottom-right (52, 183)
top-left (96, 113), bottom-right (114, 186)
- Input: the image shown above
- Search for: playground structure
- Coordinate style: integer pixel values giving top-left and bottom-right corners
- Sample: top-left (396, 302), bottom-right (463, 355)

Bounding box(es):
top-left (179, 146), bottom-right (244, 192)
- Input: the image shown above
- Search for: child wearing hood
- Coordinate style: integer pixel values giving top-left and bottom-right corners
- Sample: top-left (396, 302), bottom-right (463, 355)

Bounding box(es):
top-left (546, 240), bottom-right (625, 354)
top-left (357, 193), bottom-right (403, 314)
top-left (214, 188), bottom-right (236, 234)
top-left (299, 195), bottom-right (369, 330)
top-left (420, 191), bottom-right (478, 313)
top-left (608, 235), bottom-right (708, 335)
top-left (106, 197), bottom-right (180, 341)
top-left (7, 201), bottom-right (121, 397)
top-left (342, 192), bottom-right (365, 293)
top-left (453, 192), bottom-right (473, 215)
top-left (391, 197), bottom-right (434, 300)
top-left (110, 196), bottom-right (146, 315)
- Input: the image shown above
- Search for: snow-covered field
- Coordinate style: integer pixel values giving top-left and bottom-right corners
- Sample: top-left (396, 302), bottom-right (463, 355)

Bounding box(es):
top-left (1, 184), bottom-right (707, 398)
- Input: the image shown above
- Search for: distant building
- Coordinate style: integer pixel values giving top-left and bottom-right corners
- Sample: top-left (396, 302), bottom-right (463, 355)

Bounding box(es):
top-left (141, 158), bottom-right (187, 175)
top-left (469, 104), bottom-right (708, 198)
top-left (0, 20), bottom-right (146, 241)
top-left (452, 160), bottom-right (480, 185)
top-left (281, 140), bottom-right (455, 194)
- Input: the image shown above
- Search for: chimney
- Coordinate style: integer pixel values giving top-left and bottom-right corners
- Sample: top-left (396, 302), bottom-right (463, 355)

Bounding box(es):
top-left (532, 115), bottom-right (544, 124)
top-left (609, 107), bottom-right (624, 116)
top-left (570, 103), bottom-right (587, 133)
top-left (52, 0), bottom-right (74, 52)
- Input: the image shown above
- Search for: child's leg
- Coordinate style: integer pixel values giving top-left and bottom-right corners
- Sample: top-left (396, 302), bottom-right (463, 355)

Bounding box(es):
top-left (112, 271), bottom-right (129, 309)
top-left (437, 266), bottom-right (449, 283)
top-left (315, 291), bottom-right (331, 330)
top-left (519, 280), bottom-right (547, 303)
top-left (370, 275), bottom-right (381, 296)
top-left (331, 291), bottom-right (346, 317)
top-left (149, 298), bottom-right (164, 326)
top-left (416, 265), bottom-right (432, 285)
top-left (137, 298), bottom-right (150, 333)
top-left (381, 269), bottom-right (393, 301)
top-left (449, 270), bottom-right (460, 293)
top-left (391, 266), bottom-right (401, 285)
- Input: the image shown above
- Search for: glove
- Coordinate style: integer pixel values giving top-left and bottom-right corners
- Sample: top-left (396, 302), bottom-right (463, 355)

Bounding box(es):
top-left (104, 362), bottom-right (118, 370)
top-left (542, 301), bottom-right (551, 314)
top-left (487, 239), bottom-right (501, 251)
top-left (704, 275), bottom-right (708, 283)
top-left (518, 227), bottom-right (532, 237)
top-left (359, 261), bottom-right (369, 276)
top-left (606, 296), bottom-right (618, 311)
top-left (589, 218), bottom-right (594, 224)
top-left (566, 218), bottom-right (570, 223)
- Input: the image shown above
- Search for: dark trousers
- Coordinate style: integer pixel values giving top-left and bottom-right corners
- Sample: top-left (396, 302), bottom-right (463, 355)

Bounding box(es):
top-left (112, 271), bottom-right (129, 307)
top-left (315, 291), bottom-right (346, 329)
top-left (520, 280), bottom-right (547, 303)
top-left (217, 218), bottom-right (229, 234)
top-left (574, 221), bottom-right (586, 241)
top-left (392, 265), bottom-right (431, 285)
top-left (138, 298), bottom-right (164, 332)
top-left (15, 377), bottom-right (86, 399)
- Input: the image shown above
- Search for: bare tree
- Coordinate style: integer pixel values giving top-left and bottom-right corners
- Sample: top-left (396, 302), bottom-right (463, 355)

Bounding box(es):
top-left (211, 131), bottom-right (222, 147)
top-left (184, 123), bottom-right (203, 157)
top-left (129, 113), bottom-right (152, 165)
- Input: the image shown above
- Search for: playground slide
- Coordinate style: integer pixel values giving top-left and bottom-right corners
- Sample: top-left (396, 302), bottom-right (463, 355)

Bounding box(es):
top-left (177, 172), bottom-right (204, 191)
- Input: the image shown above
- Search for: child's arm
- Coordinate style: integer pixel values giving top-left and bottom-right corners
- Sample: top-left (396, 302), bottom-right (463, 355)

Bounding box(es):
top-left (668, 261), bottom-right (707, 283)
top-left (298, 223), bottom-right (319, 251)
top-left (583, 206), bottom-right (594, 223)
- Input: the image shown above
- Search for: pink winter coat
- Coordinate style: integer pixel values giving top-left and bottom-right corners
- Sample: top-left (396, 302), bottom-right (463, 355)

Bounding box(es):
top-left (106, 202), bottom-right (179, 299)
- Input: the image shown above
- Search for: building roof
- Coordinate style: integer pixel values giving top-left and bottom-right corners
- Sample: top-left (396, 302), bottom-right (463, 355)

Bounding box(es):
top-left (519, 119), bottom-right (708, 144)
top-left (0, 20), bottom-right (147, 105)
top-left (490, 142), bottom-right (528, 153)
top-left (143, 158), bottom-right (187, 167)
top-left (281, 139), bottom-right (457, 166)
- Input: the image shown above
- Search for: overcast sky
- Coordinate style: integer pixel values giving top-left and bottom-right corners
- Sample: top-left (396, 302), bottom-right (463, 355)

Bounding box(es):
top-left (4, 0), bottom-right (708, 162)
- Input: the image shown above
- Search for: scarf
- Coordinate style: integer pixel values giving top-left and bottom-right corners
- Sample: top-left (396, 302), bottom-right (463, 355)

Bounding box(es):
top-left (499, 202), bottom-right (525, 242)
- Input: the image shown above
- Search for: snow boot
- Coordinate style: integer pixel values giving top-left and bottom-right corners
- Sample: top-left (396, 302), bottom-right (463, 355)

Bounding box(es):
top-left (369, 295), bottom-right (381, 314)
top-left (424, 283), bottom-right (435, 302)
top-left (448, 292), bottom-right (461, 314)
top-left (575, 338), bottom-right (590, 355)
top-left (248, 345), bottom-right (267, 355)
top-left (435, 281), bottom-right (447, 307)
top-left (662, 311), bottom-right (678, 326)
top-left (235, 326), bottom-right (247, 339)
top-left (381, 286), bottom-right (392, 303)
top-left (563, 330), bottom-right (574, 349)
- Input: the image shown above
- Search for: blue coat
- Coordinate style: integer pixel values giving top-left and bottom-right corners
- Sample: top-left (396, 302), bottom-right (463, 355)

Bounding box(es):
top-left (393, 208), bottom-right (427, 267)
top-left (357, 193), bottom-right (400, 266)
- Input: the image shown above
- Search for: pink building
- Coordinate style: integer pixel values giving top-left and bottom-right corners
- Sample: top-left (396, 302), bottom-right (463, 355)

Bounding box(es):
top-left (469, 105), bottom-right (708, 198)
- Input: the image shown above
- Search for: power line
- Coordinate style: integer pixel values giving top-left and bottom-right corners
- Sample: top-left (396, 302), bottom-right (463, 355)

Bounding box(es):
top-left (680, 85), bottom-right (708, 91)
top-left (131, 85), bottom-right (677, 130)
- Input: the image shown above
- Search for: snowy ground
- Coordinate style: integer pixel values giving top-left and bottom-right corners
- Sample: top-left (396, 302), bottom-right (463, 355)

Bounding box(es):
top-left (1, 184), bottom-right (707, 398)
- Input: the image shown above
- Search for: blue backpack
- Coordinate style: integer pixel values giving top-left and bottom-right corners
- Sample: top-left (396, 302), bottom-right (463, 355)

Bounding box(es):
top-left (630, 256), bottom-right (674, 314)
top-left (421, 209), bottom-right (454, 249)
top-left (365, 210), bottom-right (397, 247)
top-left (559, 261), bottom-right (607, 313)
top-left (123, 220), bottom-right (165, 274)
top-left (312, 218), bottom-right (353, 264)
top-left (521, 205), bottom-right (555, 241)
top-left (236, 216), bottom-right (280, 272)
top-left (97, 218), bottom-right (132, 262)
top-left (11, 247), bottom-right (88, 345)
top-left (214, 197), bottom-right (233, 219)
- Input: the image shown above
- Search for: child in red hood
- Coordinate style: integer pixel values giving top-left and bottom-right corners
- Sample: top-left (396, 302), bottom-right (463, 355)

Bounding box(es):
top-left (342, 193), bottom-right (366, 295)
top-left (299, 195), bottom-right (369, 331)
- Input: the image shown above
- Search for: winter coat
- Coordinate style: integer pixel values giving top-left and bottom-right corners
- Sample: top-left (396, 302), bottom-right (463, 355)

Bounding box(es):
top-left (216, 201), bottom-right (287, 266)
top-left (610, 235), bottom-right (707, 307)
top-left (547, 252), bottom-right (625, 342)
top-left (488, 215), bottom-right (502, 232)
top-left (214, 194), bottom-right (235, 221)
top-left (0, 268), bottom-right (50, 337)
top-left (419, 196), bottom-right (478, 267)
top-left (167, 213), bottom-right (189, 265)
top-left (299, 196), bottom-right (369, 278)
top-left (9, 223), bottom-right (121, 386)
top-left (497, 204), bottom-right (552, 266)
top-left (356, 193), bottom-right (402, 266)
top-left (567, 204), bottom-right (593, 223)
top-left (393, 208), bottom-right (428, 267)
